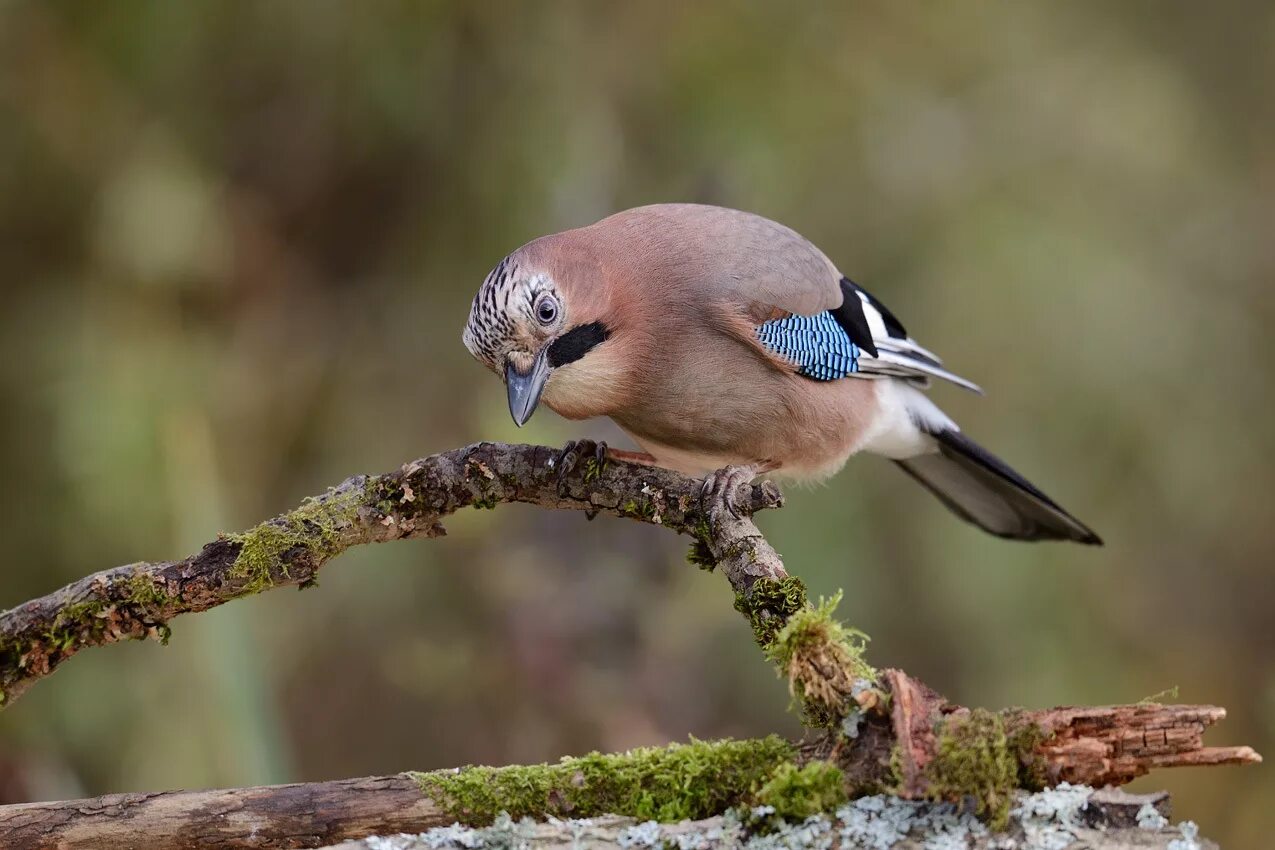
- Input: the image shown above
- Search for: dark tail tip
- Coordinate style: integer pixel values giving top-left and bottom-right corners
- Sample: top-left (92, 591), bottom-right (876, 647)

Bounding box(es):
top-left (896, 429), bottom-right (1103, 546)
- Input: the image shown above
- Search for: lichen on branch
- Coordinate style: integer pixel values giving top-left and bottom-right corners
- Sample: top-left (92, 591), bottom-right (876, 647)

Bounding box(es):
top-left (226, 484), bottom-right (372, 595)
top-left (0, 440), bottom-right (1259, 832)
top-left (0, 442), bottom-right (785, 707)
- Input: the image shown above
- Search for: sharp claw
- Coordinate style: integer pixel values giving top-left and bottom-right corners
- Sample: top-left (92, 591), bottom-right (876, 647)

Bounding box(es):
top-left (726, 493), bottom-right (741, 520)
top-left (557, 440), bottom-right (580, 476)
top-left (700, 465), bottom-right (756, 520)
top-left (556, 439), bottom-right (606, 496)
top-left (722, 477), bottom-right (742, 519)
top-left (554, 441), bottom-right (575, 496)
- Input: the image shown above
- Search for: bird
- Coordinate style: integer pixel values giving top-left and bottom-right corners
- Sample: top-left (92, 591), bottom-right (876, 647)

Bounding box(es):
top-left (462, 203), bottom-right (1101, 544)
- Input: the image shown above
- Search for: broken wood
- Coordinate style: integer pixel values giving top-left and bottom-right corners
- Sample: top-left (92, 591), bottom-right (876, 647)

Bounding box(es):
top-left (1031, 702), bottom-right (1260, 786)
top-left (881, 669), bottom-right (1260, 799)
top-left (0, 441), bottom-right (1260, 849)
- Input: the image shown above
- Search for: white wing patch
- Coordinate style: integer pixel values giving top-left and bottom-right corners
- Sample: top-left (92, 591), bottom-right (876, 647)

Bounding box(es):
top-left (852, 290), bottom-right (984, 394)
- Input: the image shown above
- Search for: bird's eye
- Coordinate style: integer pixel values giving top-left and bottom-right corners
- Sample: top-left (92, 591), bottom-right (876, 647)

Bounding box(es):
top-left (535, 296), bottom-right (559, 325)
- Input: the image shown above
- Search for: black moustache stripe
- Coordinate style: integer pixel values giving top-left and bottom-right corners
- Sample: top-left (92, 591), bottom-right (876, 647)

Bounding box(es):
top-left (547, 321), bottom-right (611, 368)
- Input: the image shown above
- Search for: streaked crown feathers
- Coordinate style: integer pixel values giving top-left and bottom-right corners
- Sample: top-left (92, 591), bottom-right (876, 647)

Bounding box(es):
top-left (461, 253), bottom-right (554, 369)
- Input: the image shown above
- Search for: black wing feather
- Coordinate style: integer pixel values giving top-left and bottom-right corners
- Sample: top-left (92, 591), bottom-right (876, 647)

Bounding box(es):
top-left (846, 277), bottom-right (908, 339)
top-left (829, 278), bottom-right (879, 357)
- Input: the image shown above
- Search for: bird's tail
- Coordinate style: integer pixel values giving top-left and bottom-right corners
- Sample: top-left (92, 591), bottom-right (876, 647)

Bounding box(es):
top-left (894, 426), bottom-right (1103, 545)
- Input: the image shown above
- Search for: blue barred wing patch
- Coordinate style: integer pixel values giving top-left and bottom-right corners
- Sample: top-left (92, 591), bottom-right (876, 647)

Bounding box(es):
top-left (755, 312), bottom-right (860, 381)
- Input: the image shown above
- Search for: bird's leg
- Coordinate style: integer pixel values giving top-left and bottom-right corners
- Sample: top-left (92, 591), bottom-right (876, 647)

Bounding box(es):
top-left (604, 448), bottom-right (659, 466)
top-left (700, 461), bottom-right (778, 520)
top-left (554, 442), bottom-right (660, 509)
top-left (554, 442), bottom-right (658, 477)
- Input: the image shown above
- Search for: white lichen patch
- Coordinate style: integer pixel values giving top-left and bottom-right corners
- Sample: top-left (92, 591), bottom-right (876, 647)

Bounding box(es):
top-left (617, 821), bottom-right (662, 848)
top-left (339, 786), bottom-right (1206, 850)
top-left (1168, 821), bottom-right (1201, 850)
top-left (1008, 781), bottom-right (1093, 850)
top-left (746, 814), bottom-right (834, 850)
top-left (670, 825), bottom-right (727, 850)
top-left (1137, 802), bottom-right (1169, 830)
top-left (839, 707), bottom-right (864, 740)
top-left (837, 795), bottom-right (917, 849)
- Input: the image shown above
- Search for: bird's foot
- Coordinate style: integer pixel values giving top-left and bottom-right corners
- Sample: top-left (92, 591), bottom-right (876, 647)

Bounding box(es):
top-left (700, 464), bottom-right (760, 520)
top-left (554, 438), bottom-right (607, 494)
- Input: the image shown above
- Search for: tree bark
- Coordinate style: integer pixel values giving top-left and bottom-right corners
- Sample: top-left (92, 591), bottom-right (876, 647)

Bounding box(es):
top-left (0, 694), bottom-right (1258, 850)
top-left (0, 775), bottom-right (1213, 850)
top-left (321, 789), bottom-right (1214, 850)
top-left (0, 774), bottom-right (441, 850)
top-left (882, 669), bottom-right (1258, 792)
top-left (0, 442), bottom-right (784, 707)
top-left (0, 442), bottom-right (1260, 849)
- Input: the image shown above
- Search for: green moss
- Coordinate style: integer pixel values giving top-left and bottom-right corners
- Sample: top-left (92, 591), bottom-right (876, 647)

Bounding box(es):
top-left (765, 592), bottom-right (874, 727)
top-left (685, 515), bottom-right (718, 570)
top-left (0, 576), bottom-right (179, 691)
top-left (471, 494), bottom-right (499, 510)
top-left (227, 487), bottom-right (366, 595)
top-left (1138, 686), bottom-right (1180, 704)
top-left (1006, 720), bottom-right (1051, 792)
top-left (411, 736), bottom-right (795, 825)
top-left (124, 573), bottom-right (171, 608)
top-left (754, 761), bottom-right (846, 821)
top-left (686, 539), bottom-right (716, 571)
top-left (582, 457), bottom-right (605, 483)
top-left (692, 516), bottom-right (713, 543)
top-left (620, 499), bottom-right (655, 520)
top-left (733, 576), bottom-right (808, 648)
top-left (923, 709), bottom-right (1024, 830)
top-left (42, 599), bottom-right (113, 652)
top-left (888, 744), bottom-right (904, 789)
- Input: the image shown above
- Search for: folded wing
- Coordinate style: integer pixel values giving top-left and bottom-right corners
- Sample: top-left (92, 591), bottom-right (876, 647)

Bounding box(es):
top-left (755, 277), bottom-right (982, 394)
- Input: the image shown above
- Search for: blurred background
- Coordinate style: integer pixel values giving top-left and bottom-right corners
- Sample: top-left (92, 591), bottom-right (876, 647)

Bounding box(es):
top-left (0, 1), bottom-right (1271, 845)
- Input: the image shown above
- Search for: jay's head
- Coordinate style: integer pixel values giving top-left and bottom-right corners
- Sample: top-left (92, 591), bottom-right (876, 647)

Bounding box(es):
top-left (462, 241), bottom-right (616, 426)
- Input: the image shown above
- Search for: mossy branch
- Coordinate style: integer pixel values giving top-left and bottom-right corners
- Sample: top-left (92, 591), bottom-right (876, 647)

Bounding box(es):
top-left (0, 739), bottom-right (1222, 850)
top-left (0, 441), bottom-right (1260, 843)
top-left (0, 442), bottom-right (792, 708)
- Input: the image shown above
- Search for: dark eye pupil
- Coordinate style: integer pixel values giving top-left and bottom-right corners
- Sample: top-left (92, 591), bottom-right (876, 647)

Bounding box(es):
top-left (538, 301), bottom-right (556, 322)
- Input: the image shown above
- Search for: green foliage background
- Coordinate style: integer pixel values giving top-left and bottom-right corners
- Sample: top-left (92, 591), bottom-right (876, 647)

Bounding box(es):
top-left (0, 3), bottom-right (1270, 845)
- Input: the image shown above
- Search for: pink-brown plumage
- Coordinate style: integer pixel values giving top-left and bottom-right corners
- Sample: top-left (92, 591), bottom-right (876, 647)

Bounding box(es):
top-left (463, 204), bottom-right (1101, 543)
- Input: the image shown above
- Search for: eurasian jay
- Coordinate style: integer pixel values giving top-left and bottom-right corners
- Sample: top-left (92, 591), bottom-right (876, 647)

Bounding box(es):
top-left (463, 204), bottom-right (1100, 544)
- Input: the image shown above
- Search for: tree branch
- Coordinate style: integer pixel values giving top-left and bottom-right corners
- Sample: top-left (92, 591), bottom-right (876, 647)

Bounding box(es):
top-left (0, 442), bottom-right (783, 707)
top-left (0, 441), bottom-right (1260, 850)
top-left (316, 789), bottom-right (1213, 850)
top-left (0, 761), bottom-right (1214, 850)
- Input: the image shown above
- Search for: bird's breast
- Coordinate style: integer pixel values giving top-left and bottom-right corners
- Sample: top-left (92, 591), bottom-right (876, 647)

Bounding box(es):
top-left (609, 345), bottom-right (885, 482)
top-left (540, 338), bottom-right (632, 420)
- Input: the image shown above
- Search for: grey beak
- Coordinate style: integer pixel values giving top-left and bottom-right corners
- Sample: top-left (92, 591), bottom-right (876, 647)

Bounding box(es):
top-left (505, 349), bottom-right (550, 427)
